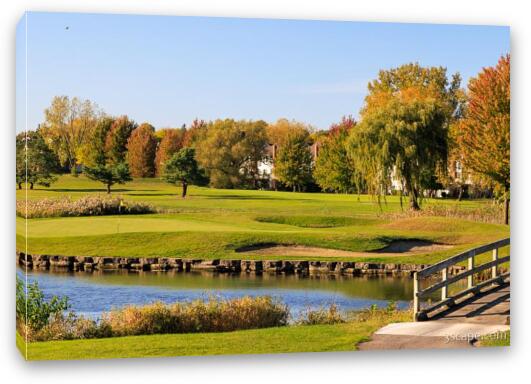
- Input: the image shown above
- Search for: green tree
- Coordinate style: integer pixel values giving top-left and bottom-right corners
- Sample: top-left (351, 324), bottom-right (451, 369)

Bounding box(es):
top-left (126, 123), bottom-right (157, 177)
top-left (83, 162), bottom-right (132, 194)
top-left (274, 131), bottom-right (313, 192)
top-left (16, 131), bottom-right (58, 189)
top-left (163, 148), bottom-right (205, 198)
top-left (314, 116), bottom-right (360, 193)
top-left (455, 55), bottom-right (510, 224)
top-left (195, 119), bottom-right (268, 189)
top-left (105, 116), bottom-right (137, 165)
top-left (349, 63), bottom-right (460, 210)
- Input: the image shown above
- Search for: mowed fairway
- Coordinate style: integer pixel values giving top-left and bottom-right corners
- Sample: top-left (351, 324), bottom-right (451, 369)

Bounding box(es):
top-left (16, 175), bottom-right (509, 264)
top-left (17, 321), bottom-right (384, 360)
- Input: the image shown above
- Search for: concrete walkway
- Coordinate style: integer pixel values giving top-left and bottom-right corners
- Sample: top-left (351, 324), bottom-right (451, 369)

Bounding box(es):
top-left (358, 284), bottom-right (510, 350)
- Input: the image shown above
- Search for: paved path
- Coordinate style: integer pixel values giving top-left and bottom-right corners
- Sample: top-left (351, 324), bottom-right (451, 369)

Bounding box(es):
top-left (358, 284), bottom-right (510, 350)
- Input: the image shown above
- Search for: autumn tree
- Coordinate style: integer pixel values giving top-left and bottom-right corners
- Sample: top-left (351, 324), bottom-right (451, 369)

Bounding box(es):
top-left (314, 116), bottom-right (361, 193)
top-left (40, 96), bottom-right (100, 171)
top-left (455, 55), bottom-right (510, 224)
top-left (163, 148), bottom-right (205, 198)
top-left (349, 63), bottom-right (460, 210)
top-left (126, 123), bottom-right (157, 177)
top-left (16, 130), bottom-right (58, 189)
top-left (182, 119), bottom-right (207, 148)
top-left (79, 116), bottom-right (115, 167)
top-left (83, 117), bottom-right (133, 193)
top-left (274, 130), bottom-right (313, 192)
top-left (195, 119), bottom-right (268, 189)
top-left (266, 119), bottom-right (311, 147)
top-left (154, 128), bottom-right (186, 176)
top-left (105, 116), bottom-right (137, 165)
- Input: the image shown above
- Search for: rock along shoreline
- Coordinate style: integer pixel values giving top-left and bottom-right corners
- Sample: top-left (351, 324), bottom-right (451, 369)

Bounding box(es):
top-left (17, 252), bottom-right (466, 277)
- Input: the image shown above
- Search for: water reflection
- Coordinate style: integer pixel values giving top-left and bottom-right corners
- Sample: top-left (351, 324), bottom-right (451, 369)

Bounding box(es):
top-left (20, 269), bottom-right (423, 319)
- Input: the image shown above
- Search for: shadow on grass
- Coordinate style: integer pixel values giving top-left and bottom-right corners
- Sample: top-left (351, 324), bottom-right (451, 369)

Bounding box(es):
top-left (199, 194), bottom-right (316, 201)
top-left (43, 188), bottom-right (157, 193)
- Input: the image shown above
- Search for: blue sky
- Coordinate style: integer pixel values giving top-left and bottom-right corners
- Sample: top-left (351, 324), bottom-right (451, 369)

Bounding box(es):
top-left (16, 12), bottom-right (509, 133)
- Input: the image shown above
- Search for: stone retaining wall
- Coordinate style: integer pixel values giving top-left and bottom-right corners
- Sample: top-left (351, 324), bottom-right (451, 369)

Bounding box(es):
top-left (17, 252), bottom-right (467, 277)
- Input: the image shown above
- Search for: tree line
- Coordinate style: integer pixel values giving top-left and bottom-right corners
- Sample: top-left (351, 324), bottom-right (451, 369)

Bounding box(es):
top-left (16, 55), bottom-right (510, 222)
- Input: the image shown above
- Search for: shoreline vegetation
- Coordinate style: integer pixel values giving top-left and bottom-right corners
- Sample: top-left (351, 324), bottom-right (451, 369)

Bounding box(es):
top-left (16, 277), bottom-right (412, 360)
top-left (17, 288), bottom-right (411, 360)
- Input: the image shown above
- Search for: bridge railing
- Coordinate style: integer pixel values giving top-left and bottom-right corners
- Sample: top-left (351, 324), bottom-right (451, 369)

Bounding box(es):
top-left (413, 238), bottom-right (510, 321)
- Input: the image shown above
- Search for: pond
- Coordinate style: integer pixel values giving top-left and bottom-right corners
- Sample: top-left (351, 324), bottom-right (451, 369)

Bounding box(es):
top-left (18, 269), bottom-right (430, 319)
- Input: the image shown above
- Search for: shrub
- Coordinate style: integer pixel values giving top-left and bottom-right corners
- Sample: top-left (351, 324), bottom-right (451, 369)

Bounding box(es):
top-left (295, 304), bottom-right (347, 325)
top-left (16, 276), bottom-right (69, 340)
top-left (355, 301), bottom-right (411, 324)
top-left (16, 195), bottom-right (155, 218)
top-left (104, 296), bottom-right (289, 336)
top-left (22, 296), bottom-right (289, 342)
top-left (32, 313), bottom-right (112, 342)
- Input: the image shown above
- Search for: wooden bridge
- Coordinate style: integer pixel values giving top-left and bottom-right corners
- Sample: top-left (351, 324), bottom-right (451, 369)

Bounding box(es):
top-left (413, 237), bottom-right (510, 322)
top-left (359, 238), bottom-right (510, 350)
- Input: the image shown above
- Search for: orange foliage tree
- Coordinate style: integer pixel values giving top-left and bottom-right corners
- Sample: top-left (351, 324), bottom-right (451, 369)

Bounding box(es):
top-left (456, 55), bottom-right (510, 224)
top-left (154, 128), bottom-right (185, 176)
top-left (126, 123), bottom-right (157, 177)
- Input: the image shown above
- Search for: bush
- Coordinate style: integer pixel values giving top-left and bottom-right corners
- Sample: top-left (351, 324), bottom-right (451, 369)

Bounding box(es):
top-left (295, 304), bottom-right (347, 325)
top-left (16, 195), bottom-right (155, 218)
top-left (22, 296), bottom-right (289, 342)
top-left (104, 296), bottom-right (289, 336)
top-left (32, 313), bottom-right (112, 342)
top-left (355, 301), bottom-right (411, 323)
top-left (16, 276), bottom-right (69, 340)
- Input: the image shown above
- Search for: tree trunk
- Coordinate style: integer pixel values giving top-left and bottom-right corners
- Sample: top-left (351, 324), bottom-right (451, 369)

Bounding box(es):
top-left (405, 178), bottom-right (420, 210)
top-left (182, 180), bottom-right (188, 198)
top-left (106, 184), bottom-right (111, 194)
top-left (18, 182), bottom-right (22, 190)
top-left (457, 186), bottom-right (463, 201)
top-left (504, 195), bottom-right (510, 225)
top-left (30, 182), bottom-right (34, 190)
top-left (293, 185), bottom-right (296, 192)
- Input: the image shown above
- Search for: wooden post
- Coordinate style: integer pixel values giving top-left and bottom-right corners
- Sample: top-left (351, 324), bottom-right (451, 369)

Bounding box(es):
top-left (492, 247), bottom-right (499, 279)
top-left (468, 250), bottom-right (475, 289)
top-left (413, 272), bottom-right (419, 321)
top-left (441, 267), bottom-right (448, 300)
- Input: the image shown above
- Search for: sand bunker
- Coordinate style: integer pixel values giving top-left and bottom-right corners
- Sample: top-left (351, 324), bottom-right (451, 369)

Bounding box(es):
top-left (235, 240), bottom-right (453, 258)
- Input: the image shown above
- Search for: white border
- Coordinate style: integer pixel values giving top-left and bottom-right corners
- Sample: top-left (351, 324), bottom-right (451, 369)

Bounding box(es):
top-left (1, 1), bottom-right (529, 384)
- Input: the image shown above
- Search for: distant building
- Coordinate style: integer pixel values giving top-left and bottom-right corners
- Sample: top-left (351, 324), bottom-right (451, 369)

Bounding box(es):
top-left (258, 142), bottom-right (320, 190)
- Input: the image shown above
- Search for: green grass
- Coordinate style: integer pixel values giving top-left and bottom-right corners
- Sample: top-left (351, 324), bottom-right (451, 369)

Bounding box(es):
top-left (16, 175), bottom-right (509, 264)
top-left (479, 331), bottom-right (510, 347)
top-left (17, 321), bottom-right (383, 360)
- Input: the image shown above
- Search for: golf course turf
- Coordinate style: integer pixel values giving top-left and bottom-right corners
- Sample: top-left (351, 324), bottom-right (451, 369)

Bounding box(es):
top-left (16, 175), bottom-right (509, 265)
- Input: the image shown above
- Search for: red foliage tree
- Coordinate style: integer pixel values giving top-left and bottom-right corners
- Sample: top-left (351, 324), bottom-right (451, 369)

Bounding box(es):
top-left (456, 55), bottom-right (510, 224)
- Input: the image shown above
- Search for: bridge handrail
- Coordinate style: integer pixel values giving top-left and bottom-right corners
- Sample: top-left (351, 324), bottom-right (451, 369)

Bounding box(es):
top-left (413, 237), bottom-right (510, 321)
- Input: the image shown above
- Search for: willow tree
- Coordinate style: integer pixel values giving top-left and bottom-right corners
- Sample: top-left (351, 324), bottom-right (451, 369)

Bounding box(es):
top-left (349, 63), bottom-right (460, 210)
top-left (455, 55), bottom-right (510, 224)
